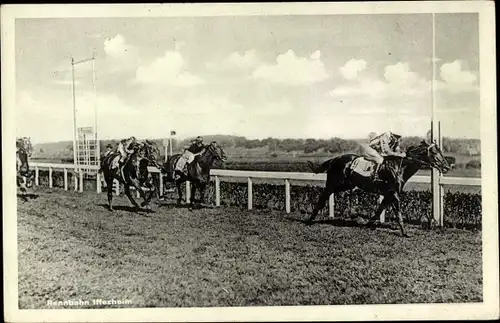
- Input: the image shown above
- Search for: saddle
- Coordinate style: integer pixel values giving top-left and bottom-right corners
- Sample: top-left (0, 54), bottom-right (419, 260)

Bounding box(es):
top-left (175, 151), bottom-right (203, 176)
top-left (349, 157), bottom-right (377, 178)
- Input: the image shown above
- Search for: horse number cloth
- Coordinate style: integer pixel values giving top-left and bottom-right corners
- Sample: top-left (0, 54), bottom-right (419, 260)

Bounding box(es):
top-left (350, 157), bottom-right (375, 177)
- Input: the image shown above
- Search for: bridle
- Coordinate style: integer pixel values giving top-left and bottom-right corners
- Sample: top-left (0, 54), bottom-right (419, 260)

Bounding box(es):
top-left (405, 143), bottom-right (438, 168)
top-left (207, 143), bottom-right (226, 161)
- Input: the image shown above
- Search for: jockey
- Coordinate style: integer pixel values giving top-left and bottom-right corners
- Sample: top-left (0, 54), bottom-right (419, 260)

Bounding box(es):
top-left (175, 136), bottom-right (204, 179)
top-left (117, 136), bottom-right (138, 169)
top-left (362, 131), bottom-right (405, 181)
top-left (104, 144), bottom-right (114, 157)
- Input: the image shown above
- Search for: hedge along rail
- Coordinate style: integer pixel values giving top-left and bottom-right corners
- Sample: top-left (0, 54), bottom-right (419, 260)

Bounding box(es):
top-left (29, 162), bottom-right (481, 226)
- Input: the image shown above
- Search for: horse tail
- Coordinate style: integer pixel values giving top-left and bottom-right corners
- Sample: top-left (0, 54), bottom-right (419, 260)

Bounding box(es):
top-left (307, 160), bottom-right (332, 174)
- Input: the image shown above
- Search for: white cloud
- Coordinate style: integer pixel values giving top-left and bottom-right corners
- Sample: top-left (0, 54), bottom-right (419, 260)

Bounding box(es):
top-left (176, 96), bottom-right (245, 115)
top-left (206, 50), bottom-right (260, 72)
top-left (310, 50), bottom-right (321, 60)
top-left (104, 35), bottom-right (132, 59)
top-left (227, 50), bottom-right (259, 70)
top-left (103, 34), bottom-right (140, 74)
top-left (383, 62), bottom-right (420, 86)
top-left (329, 62), bottom-right (429, 99)
top-left (135, 50), bottom-right (204, 87)
top-left (340, 59), bottom-right (367, 80)
top-left (438, 60), bottom-right (478, 93)
top-left (252, 49), bottom-right (330, 85)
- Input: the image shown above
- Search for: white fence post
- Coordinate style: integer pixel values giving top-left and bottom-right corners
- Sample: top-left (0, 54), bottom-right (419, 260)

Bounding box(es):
top-left (215, 176), bottom-right (220, 207)
top-left (285, 179), bottom-right (291, 213)
top-left (114, 179), bottom-right (120, 196)
top-left (185, 181), bottom-right (191, 202)
top-left (96, 172), bottom-right (101, 194)
top-left (379, 195), bottom-right (385, 223)
top-left (63, 168), bottom-right (68, 190)
top-left (329, 194), bottom-right (334, 218)
top-left (35, 166), bottom-right (39, 186)
top-left (73, 170), bottom-right (78, 191)
top-left (247, 177), bottom-right (253, 210)
top-left (159, 174), bottom-right (163, 197)
top-left (48, 167), bottom-right (53, 188)
top-left (79, 170), bottom-right (84, 193)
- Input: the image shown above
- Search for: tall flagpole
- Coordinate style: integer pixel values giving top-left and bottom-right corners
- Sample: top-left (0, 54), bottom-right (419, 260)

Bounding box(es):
top-left (71, 58), bottom-right (78, 172)
top-left (431, 12), bottom-right (441, 226)
top-left (92, 53), bottom-right (99, 165)
top-left (432, 13), bottom-right (437, 126)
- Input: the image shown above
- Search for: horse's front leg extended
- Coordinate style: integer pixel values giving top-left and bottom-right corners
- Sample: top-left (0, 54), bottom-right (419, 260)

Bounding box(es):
top-left (124, 182), bottom-right (140, 209)
top-left (305, 187), bottom-right (331, 224)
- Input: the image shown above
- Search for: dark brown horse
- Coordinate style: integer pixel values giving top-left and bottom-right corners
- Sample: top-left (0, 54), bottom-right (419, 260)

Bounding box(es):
top-left (305, 140), bottom-right (451, 237)
top-left (161, 141), bottom-right (227, 206)
top-left (16, 137), bottom-right (34, 193)
top-left (99, 140), bottom-right (161, 211)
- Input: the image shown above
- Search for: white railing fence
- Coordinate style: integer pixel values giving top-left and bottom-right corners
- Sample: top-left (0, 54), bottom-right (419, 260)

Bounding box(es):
top-left (30, 162), bottom-right (480, 225)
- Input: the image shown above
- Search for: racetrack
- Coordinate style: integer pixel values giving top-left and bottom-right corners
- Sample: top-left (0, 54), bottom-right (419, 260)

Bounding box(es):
top-left (18, 187), bottom-right (482, 308)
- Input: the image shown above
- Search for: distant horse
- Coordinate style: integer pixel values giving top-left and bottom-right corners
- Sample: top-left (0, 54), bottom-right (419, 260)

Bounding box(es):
top-left (161, 141), bottom-right (227, 206)
top-left (305, 140), bottom-right (451, 237)
top-left (99, 140), bottom-right (162, 211)
top-left (16, 137), bottom-right (34, 194)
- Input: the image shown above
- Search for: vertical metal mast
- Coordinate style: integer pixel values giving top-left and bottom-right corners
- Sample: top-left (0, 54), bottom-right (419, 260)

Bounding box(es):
top-left (71, 58), bottom-right (78, 169)
top-left (92, 53), bottom-right (99, 163)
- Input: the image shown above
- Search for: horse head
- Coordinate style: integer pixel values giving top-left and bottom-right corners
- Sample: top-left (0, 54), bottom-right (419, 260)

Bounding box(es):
top-left (206, 141), bottom-right (228, 162)
top-left (407, 140), bottom-right (451, 173)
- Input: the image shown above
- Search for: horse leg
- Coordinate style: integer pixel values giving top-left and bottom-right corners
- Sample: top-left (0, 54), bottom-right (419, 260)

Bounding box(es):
top-left (305, 187), bottom-right (331, 224)
top-left (123, 183), bottom-right (140, 210)
top-left (105, 176), bottom-right (115, 211)
top-left (176, 181), bottom-right (184, 205)
top-left (199, 183), bottom-right (207, 205)
top-left (393, 194), bottom-right (409, 238)
top-left (366, 195), bottom-right (392, 229)
top-left (348, 188), bottom-right (353, 219)
top-left (190, 184), bottom-right (197, 207)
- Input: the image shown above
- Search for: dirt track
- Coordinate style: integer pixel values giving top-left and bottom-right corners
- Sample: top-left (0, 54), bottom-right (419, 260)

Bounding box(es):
top-left (18, 187), bottom-right (482, 308)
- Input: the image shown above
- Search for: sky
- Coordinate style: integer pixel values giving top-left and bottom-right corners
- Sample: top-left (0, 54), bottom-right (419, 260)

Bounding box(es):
top-left (15, 13), bottom-right (480, 144)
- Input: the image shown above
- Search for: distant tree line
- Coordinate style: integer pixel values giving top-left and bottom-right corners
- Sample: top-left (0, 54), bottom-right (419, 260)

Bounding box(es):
top-left (193, 135), bottom-right (481, 156)
top-left (97, 135), bottom-right (480, 157)
top-left (33, 134), bottom-right (481, 163)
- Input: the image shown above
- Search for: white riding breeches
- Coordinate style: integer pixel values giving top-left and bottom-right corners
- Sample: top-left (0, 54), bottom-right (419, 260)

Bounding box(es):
top-left (361, 144), bottom-right (384, 165)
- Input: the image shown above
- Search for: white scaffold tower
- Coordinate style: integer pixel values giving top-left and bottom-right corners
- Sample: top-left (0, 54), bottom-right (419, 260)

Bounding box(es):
top-left (71, 53), bottom-right (100, 180)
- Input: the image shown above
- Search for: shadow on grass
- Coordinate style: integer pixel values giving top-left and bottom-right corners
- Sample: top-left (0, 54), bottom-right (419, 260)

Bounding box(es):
top-left (17, 193), bottom-right (40, 202)
top-left (97, 203), bottom-right (156, 214)
top-left (284, 214), bottom-right (398, 231)
top-left (156, 199), bottom-right (215, 210)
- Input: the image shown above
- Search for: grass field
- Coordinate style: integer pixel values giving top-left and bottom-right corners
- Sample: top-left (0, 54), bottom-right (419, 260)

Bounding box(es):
top-left (18, 186), bottom-right (482, 308)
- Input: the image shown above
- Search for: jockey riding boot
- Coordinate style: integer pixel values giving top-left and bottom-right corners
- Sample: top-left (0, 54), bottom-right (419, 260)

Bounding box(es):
top-left (372, 164), bottom-right (381, 182)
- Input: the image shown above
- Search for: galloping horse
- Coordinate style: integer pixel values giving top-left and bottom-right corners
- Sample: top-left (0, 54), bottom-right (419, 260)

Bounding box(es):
top-left (99, 140), bottom-right (162, 211)
top-left (305, 140), bottom-right (451, 237)
top-left (161, 141), bottom-right (227, 206)
top-left (16, 137), bottom-right (34, 193)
